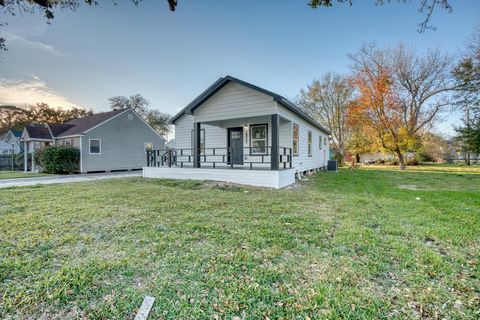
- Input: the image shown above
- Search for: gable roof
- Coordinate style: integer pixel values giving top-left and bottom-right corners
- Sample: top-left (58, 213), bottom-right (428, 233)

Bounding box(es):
top-left (171, 75), bottom-right (331, 134)
top-left (7, 129), bottom-right (22, 138)
top-left (24, 124), bottom-right (53, 140)
top-left (57, 109), bottom-right (127, 137)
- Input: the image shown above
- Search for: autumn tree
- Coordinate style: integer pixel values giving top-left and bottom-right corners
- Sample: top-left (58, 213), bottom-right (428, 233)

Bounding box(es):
top-left (349, 44), bottom-right (456, 169)
top-left (0, 104), bottom-right (24, 134)
top-left (298, 73), bottom-right (354, 165)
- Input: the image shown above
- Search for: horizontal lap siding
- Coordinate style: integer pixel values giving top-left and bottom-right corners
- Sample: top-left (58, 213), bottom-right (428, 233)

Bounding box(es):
top-left (277, 105), bottom-right (329, 172)
top-left (81, 110), bottom-right (165, 172)
top-left (194, 82), bottom-right (275, 122)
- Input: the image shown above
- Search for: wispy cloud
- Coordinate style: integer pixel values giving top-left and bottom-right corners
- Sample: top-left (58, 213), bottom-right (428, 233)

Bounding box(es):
top-left (0, 75), bottom-right (76, 108)
top-left (3, 32), bottom-right (64, 56)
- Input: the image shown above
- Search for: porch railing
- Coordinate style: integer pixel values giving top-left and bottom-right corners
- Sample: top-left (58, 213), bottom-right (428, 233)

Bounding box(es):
top-left (146, 147), bottom-right (293, 170)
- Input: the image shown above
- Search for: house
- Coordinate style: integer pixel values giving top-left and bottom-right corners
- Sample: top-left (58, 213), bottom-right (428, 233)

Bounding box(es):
top-left (4, 129), bottom-right (23, 154)
top-left (0, 141), bottom-right (13, 155)
top-left (143, 76), bottom-right (331, 188)
top-left (21, 108), bottom-right (165, 173)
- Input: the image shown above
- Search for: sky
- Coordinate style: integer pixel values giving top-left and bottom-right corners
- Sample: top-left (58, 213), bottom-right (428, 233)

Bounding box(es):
top-left (1, 0), bottom-right (479, 136)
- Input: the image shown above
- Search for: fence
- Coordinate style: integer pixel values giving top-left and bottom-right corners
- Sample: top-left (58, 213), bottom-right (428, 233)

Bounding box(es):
top-left (0, 154), bottom-right (27, 171)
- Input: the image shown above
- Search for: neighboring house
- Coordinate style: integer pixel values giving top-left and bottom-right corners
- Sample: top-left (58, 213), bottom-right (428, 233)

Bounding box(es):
top-left (4, 129), bottom-right (23, 154)
top-left (143, 76), bottom-right (331, 188)
top-left (0, 141), bottom-right (13, 155)
top-left (21, 108), bottom-right (165, 173)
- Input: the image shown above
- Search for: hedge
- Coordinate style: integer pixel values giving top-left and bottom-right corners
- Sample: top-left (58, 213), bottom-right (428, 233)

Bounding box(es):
top-left (37, 146), bottom-right (80, 174)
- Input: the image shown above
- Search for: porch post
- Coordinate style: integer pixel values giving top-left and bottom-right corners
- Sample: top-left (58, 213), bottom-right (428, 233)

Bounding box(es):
top-left (271, 114), bottom-right (279, 170)
top-left (31, 142), bottom-right (35, 173)
top-left (193, 122), bottom-right (201, 168)
top-left (23, 140), bottom-right (28, 173)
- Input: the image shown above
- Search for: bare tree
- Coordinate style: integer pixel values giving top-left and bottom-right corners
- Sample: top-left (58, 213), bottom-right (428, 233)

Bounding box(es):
top-left (298, 73), bottom-right (354, 164)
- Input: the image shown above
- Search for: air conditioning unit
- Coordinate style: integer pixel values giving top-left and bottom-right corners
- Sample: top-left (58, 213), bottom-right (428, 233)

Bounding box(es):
top-left (327, 160), bottom-right (338, 172)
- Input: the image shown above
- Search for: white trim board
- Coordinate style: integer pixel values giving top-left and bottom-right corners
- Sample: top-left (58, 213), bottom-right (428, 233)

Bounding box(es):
top-left (143, 167), bottom-right (296, 189)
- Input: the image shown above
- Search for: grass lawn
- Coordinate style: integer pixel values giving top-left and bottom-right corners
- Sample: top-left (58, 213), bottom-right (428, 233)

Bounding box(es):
top-left (0, 171), bottom-right (50, 180)
top-left (0, 168), bottom-right (479, 319)
top-left (361, 163), bottom-right (480, 174)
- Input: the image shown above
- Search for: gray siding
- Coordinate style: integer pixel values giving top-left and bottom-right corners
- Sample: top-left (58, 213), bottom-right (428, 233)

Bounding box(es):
top-left (277, 104), bottom-right (329, 171)
top-left (81, 109), bottom-right (165, 172)
top-left (194, 82), bottom-right (275, 122)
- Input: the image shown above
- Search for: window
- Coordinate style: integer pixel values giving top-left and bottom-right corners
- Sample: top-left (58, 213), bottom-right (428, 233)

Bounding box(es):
top-left (145, 142), bottom-right (153, 151)
top-left (324, 137), bottom-right (328, 146)
top-left (191, 129), bottom-right (205, 154)
top-left (308, 131), bottom-right (312, 157)
top-left (89, 139), bottom-right (101, 154)
top-left (65, 139), bottom-right (73, 147)
top-left (250, 124), bottom-right (267, 154)
top-left (319, 135), bottom-right (322, 150)
top-left (293, 124), bottom-right (299, 156)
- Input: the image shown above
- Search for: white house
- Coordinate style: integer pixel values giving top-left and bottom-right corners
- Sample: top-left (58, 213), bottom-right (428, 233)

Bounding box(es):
top-left (143, 76), bottom-right (331, 188)
top-left (4, 129), bottom-right (23, 154)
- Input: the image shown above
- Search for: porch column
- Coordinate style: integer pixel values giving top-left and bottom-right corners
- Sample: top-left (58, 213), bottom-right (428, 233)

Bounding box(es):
top-left (271, 114), bottom-right (279, 170)
top-left (193, 122), bottom-right (201, 168)
top-left (31, 142), bottom-right (35, 173)
top-left (23, 141), bottom-right (28, 173)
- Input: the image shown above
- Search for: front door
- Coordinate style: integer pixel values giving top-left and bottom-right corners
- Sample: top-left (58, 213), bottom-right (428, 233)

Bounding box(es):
top-left (228, 127), bottom-right (243, 165)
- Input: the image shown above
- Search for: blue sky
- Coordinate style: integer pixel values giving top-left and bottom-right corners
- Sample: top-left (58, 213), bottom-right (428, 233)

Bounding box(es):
top-left (1, 0), bottom-right (479, 135)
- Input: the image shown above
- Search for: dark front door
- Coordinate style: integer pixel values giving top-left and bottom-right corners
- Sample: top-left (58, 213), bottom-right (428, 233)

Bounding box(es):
top-left (228, 127), bottom-right (243, 165)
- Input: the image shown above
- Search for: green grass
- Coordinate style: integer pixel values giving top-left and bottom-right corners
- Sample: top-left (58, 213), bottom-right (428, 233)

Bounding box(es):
top-left (361, 163), bottom-right (480, 174)
top-left (0, 167), bottom-right (479, 319)
top-left (0, 171), bottom-right (50, 180)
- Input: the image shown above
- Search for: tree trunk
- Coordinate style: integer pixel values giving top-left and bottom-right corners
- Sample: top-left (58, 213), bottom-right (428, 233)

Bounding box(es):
top-left (466, 151), bottom-right (471, 166)
top-left (395, 149), bottom-right (406, 170)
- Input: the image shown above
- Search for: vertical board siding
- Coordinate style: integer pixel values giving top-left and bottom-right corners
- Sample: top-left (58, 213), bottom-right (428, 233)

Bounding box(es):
top-left (81, 110), bottom-right (165, 172)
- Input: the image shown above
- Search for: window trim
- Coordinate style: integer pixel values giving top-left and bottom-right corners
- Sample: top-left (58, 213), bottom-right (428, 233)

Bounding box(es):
top-left (308, 131), bottom-right (312, 157)
top-left (319, 135), bottom-right (322, 150)
top-left (250, 124), bottom-right (268, 155)
top-left (292, 123), bottom-right (299, 157)
top-left (89, 138), bottom-right (101, 155)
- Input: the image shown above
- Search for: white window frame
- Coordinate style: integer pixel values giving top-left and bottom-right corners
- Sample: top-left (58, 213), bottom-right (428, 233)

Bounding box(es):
top-left (89, 139), bottom-right (101, 155)
top-left (292, 123), bottom-right (299, 156)
top-left (250, 124), bottom-right (268, 155)
top-left (308, 131), bottom-right (312, 157)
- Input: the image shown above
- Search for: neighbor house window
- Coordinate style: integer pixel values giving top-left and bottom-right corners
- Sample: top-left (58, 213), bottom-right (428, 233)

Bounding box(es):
top-left (89, 139), bottom-right (101, 154)
top-left (250, 124), bottom-right (267, 154)
top-left (308, 131), bottom-right (312, 157)
top-left (191, 129), bottom-right (205, 154)
top-left (144, 142), bottom-right (153, 151)
top-left (65, 139), bottom-right (73, 147)
top-left (293, 124), bottom-right (299, 156)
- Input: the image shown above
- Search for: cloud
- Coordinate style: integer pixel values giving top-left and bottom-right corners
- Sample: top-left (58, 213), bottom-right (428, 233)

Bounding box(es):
top-left (3, 32), bottom-right (64, 56)
top-left (0, 76), bottom-right (77, 108)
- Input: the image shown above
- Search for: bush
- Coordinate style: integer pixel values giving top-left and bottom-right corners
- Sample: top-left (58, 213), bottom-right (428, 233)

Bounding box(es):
top-left (415, 150), bottom-right (434, 163)
top-left (37, 146), bottom-right (80, 174)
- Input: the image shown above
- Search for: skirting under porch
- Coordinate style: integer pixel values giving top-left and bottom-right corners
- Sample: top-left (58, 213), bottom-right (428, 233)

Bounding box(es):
top-left (143, 167), bottom-right (296, 189)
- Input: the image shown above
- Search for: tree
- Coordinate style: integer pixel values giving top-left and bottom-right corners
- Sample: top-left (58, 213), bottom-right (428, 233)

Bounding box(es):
top-left (453, 27), bottom-right (480, 163)
top-left (0, 0), bottom-right (177, 53)
top-left (308, 0), bottom-right (452, 32)
top-left (0, 104), bottom-right (25, 134)
top-left (108, 93), bottom-right (171, 138)
top-left (0, 103), bottom-right (92, 134)
top-left (349, 44), bottom-right (456, 170)
top-left (298, 73), bottom-right (354, 165)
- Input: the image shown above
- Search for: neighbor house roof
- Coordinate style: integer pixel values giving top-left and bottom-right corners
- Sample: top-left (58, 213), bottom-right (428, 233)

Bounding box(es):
top-left (171, 75), bottom-right (331, 134)
top-left (24, 124), bottom-right (54, 140)
top-left (8, 129), bottom-right (23, 138)
top-left (57, 109), bottom-right (126, 137)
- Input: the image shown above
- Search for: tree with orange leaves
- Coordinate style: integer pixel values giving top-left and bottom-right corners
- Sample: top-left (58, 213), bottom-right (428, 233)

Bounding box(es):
top-left (349, 44), bottom-right (456, 170)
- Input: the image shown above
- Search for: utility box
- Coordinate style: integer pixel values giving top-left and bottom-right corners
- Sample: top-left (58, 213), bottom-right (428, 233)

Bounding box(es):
top-left (327, 160), bottom-right (338, 172)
